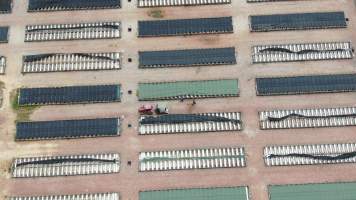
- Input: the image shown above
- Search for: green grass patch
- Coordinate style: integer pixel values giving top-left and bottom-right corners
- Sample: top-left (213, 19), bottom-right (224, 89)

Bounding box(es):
top-left (149, 10), bottom-right (164, 18)
top-left (0, 81), bottom-right (4, 108)
top-left (10, 89), bottom-right (39, 122)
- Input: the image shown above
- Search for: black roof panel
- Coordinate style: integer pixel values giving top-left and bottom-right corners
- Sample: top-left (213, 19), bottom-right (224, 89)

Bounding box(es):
top-left (139, 47), bottom-right (236, 68)
top-left (16, 118), bottom-right (120, 140)
top-left (138, 17), bottom-right (233, 37)
top-left (18, 85), bottom-right (121, 105)
top-left (256, 74), bottom-right (356, 96)
top-left (28, 0), bottom-right (121, 12)
top-left (250, 12), bottom-right (347, 32)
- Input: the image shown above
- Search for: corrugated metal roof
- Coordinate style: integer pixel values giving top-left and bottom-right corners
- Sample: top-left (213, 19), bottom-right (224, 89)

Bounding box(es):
top-left (8, 193), bottom-right (119, 200)
top-left (140, 187), bottom-right (249, 200)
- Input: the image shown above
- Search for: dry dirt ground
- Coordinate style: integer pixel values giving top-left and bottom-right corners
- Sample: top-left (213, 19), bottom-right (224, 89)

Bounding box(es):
top-left (0, 0), bottom-right (356, 200)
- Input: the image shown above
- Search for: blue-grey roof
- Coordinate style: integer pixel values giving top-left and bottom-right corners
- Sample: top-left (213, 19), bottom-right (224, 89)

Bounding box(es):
top-left (0, 27), bottom-right (9, 43)
top-left (138, 17), bottom-right (233, 37)
top-left (28, 0), bottom-right (121, 11)
top-left (0, 0), bottom-right (12, 13)
top-left (16, 118), bottom-right (120, 140)
top-left (19, 85), bottom-right (121, 105)
top-left (250, 12), bottom-right (347, 32)
top-left (256, 74), bottom-right (356, 96)
top-left (139, 47), bottom-right (236, 68)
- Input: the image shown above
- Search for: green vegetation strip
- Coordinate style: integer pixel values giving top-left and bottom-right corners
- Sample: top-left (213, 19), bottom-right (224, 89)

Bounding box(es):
top-left (140, 187), bottom-right (249, 200)
top-left (149, 10), bottom-right (164, 18)
top-left (0, 81), bottom-right (4, 107)
top-left (138, 79), bottom-right (239, 100)
top-left (269, 182), bottom-right (356, 200)
top-left (10, 89), bottom-right (39, 122)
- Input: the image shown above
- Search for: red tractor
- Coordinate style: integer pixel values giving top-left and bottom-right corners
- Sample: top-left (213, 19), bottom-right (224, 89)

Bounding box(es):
top-left (138, 104), bottom-right (154, 115)
top-left (138, 103), bottom-right (169, 115)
